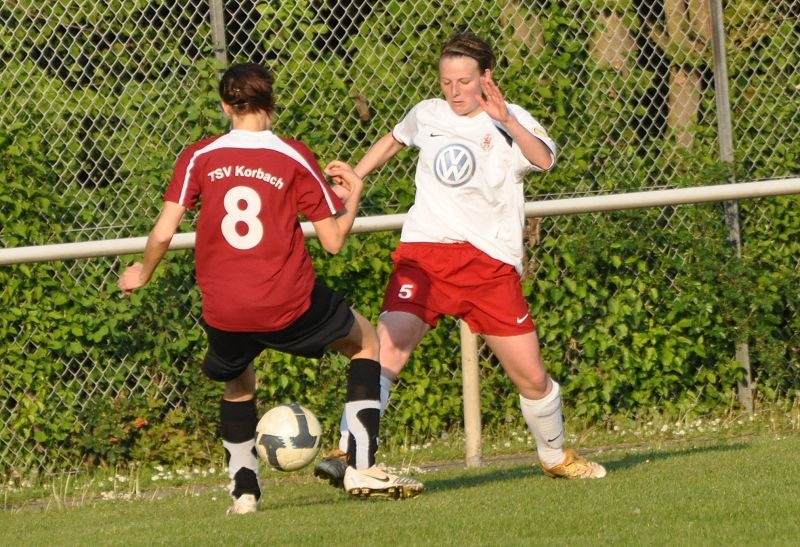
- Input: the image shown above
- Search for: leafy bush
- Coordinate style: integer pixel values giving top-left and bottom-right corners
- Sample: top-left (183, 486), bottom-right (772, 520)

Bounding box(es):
top-left (1, 0), bottom-right (797, 473)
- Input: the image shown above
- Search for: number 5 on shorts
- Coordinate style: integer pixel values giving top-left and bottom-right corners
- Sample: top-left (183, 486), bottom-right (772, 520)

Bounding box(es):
top-left (398, 283), bottom-right (414, 299)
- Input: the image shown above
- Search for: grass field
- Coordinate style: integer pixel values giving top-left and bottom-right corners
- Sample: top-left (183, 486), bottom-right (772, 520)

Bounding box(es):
top-left (2, 429), bottom-right (799, 546)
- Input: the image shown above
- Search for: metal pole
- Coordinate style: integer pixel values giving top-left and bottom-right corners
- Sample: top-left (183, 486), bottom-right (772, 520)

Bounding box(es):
top-left (460, 320), bottom-right (482, 467)
top-left (709, 0), bottom-right (754, 413)
top-left (3, 179), bottom-right (800, 265)
top-left (208, 0), bottom-right (229, 67)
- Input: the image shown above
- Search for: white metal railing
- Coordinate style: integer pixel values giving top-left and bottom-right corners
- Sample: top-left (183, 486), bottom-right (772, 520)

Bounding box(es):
top-left (2, 179), bottom-right (799, 266)
top-left (2, 177), bottom-right (799, 466)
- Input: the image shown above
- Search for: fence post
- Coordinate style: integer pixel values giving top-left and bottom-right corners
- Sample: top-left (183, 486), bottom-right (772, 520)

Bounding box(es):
top-left (709, 0), bottom-right (754, 413)
top-left (208, 0), bottom-right (229, 67)
top-left (460, 320), bottom-right (482, 467)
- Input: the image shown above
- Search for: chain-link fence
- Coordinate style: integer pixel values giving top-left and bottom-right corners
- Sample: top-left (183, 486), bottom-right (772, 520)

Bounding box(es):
top-left (1, 1), bottom-right (798, 475)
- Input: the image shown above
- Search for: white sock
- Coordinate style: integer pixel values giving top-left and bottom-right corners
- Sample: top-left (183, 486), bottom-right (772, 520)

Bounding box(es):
top-left (338, 375), bottom-right (393, 453)
top-left (519, 380), bottom-right (566, 467)
top-left (223, 439), bottom-right (259, 484)
top-left (344, 399), bottom-right (380, 468)
top-left (379, 374), bottom-right (393, 413)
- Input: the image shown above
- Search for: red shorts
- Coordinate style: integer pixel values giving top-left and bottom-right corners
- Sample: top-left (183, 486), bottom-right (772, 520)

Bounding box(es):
top-left (381, 242), bottom-right (535, 336)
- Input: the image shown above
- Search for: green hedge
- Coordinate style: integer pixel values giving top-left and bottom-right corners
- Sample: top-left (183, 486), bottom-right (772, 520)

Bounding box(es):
top-left (1, 0), bottom-right (798, 472)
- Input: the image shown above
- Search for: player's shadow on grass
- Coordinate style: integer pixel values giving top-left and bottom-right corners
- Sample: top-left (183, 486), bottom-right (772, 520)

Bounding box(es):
top-left (421, 441), bottom-right (750, 493)
top-left (597, 440), bottom-right (749, 473)
top-left (421, 463), bottom-right (538, 493)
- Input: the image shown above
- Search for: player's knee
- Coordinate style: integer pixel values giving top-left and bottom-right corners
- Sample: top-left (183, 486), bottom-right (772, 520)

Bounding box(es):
top-left (352, 313), bottom-right (380, 359)
top-left (377, 340), bottom-right (412, 376)
top-left (361, 326), bottom-right (380, 357)
top-left (516, 374), bottom-right (551, 399)
top-left (202, 350), bottom-right (249, 382)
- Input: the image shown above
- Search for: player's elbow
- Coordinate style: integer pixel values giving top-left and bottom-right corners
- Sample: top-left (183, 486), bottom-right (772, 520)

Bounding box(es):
top-left (529, 154), bottom-right (555, 173)
top-left (313, 217), bottom-right (350, 254)
top-left (321, 243), bottom-right (344, 255)
top-left (149, 225), bottom-right (176, 247)
top-left (318, 235), bottom-right (345, 255)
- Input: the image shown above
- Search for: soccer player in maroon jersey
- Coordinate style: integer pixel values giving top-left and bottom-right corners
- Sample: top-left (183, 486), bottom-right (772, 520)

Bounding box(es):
top-left (118, 62), bottom-right (422, 514)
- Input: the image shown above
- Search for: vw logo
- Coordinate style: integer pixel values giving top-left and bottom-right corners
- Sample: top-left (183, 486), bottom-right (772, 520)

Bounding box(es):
top-left (433, 144), bottom-right (475, 187)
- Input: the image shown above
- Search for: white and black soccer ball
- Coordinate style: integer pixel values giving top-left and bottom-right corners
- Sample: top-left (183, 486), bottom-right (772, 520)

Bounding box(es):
top-left (255, 403), bottom-right (322, 471)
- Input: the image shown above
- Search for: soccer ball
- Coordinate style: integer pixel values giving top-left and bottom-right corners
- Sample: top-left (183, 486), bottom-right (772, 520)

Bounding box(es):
top-left (255, 403), bottom-right (322, 471)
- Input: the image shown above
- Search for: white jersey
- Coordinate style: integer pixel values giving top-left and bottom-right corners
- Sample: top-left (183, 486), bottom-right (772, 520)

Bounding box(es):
top-left (392, 98), bottom-right (556, 273)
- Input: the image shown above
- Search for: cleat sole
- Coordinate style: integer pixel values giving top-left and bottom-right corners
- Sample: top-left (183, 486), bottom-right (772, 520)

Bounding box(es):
top-left (347, 485), bottom-right (423, 500)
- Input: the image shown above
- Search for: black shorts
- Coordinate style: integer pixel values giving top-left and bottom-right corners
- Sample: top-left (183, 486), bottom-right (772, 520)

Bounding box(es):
top-left (201, 281), bottom-right (355, 382)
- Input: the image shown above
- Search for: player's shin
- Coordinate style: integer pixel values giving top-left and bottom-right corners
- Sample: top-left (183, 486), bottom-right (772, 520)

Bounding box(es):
top-left (344, 358), bottom-right (381, 469)
top-left (220, 398), bottom-right (261, 499)
top-left (519, 380), bottom-right (566, 467)
top-left (338, 373), bottom-right (392, 453)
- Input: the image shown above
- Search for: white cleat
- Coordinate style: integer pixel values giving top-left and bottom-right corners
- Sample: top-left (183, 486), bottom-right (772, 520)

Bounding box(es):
top-left (343, 465), bottom-right (424, 500)
top-left (227, 493), bottom-right (259, 515)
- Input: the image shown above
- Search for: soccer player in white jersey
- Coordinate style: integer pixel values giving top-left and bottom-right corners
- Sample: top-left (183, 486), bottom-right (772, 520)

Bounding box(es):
top-left (118, 62), bottom-right (423, 514)
top-left (315, 31), bottom-right (606, 483)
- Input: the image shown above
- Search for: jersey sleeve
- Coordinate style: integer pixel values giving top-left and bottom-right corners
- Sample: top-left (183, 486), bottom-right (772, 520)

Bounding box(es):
top-left (289, 140), bottom-right (344, 221)
top-left (505, 104), bottom-right (557, 171)
top-left (392, 100), bottom-right (430, 146)
top-left (163, 141), bottom-right (207, 208)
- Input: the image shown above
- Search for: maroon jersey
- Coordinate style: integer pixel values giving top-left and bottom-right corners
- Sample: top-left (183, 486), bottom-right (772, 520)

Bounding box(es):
top-left (164, 129), bottom-right (343, 331)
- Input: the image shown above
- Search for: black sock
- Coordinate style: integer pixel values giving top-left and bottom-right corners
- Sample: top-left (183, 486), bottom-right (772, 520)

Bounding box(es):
top-left (220, 398), bottom-right (260, 499)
